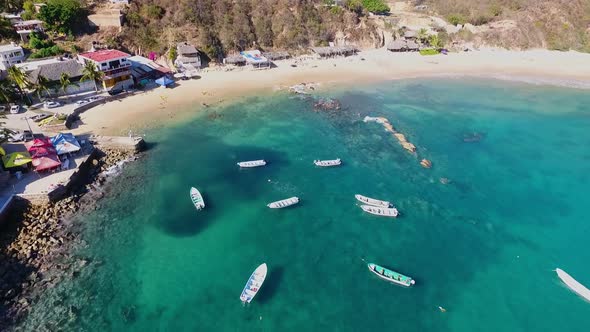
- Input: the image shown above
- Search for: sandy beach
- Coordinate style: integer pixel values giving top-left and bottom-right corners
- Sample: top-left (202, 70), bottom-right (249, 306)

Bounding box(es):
top-left (73, 48), bottom-right (590, 136)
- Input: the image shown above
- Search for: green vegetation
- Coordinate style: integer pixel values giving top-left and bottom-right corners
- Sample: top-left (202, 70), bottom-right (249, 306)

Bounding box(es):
top-left (168, 47), bottom-right (177, 62)
top-left (447, 14), bottom-right (467, 26)
top-left (38, 0), bottom-right (86, 35)
top-left (361, 0), bottom-right (390, 14)
top-left (22, 0), bottom-right (36, 20)
top-left (80, 62), bottom-right (104, 92)
top-left (0, 16), bottom-right (17, 41)
top-left (419, 49), bottom-right (440, 55)
top-left (27, 32), bottom-right (63, 58)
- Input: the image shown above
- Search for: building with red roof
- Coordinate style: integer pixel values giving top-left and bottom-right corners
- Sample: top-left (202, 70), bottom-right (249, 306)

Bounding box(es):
top-left (78, 49), bottom-right (134, 91)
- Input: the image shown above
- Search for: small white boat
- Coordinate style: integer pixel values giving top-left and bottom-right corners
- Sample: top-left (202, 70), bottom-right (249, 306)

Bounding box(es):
top-left (190, 187), bottom-right (205, 210)
top-left (361, 204), bottom-right (399, 217)
top-left (314, 158), bottom-right (341, 167)
top-left (355, 194), bottom-right (390, 208)
top-left (237, 160), bottom-right (267, 168)
top-left (240, 263), bottom-right (268, 303)
top-left (556, 268), bottom-right (590, 302)
top-left (267, 197), bottom-right (299, 209)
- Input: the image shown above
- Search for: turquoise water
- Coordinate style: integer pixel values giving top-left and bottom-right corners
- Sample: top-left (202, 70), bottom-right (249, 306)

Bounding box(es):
top-left (20, 79), bottom-right (590, 331)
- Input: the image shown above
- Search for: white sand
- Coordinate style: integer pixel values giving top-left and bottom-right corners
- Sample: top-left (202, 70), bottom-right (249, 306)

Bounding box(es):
top-left (73, 48), bottom-right (590, 136)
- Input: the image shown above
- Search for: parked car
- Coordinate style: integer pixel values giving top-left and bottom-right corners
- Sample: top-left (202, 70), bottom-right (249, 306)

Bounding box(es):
top-left (87, 95), bottom-right (103, 102)
top-left (0, 105), bottom-right (6, 113)
top-left (75, 99), bottom-right (90, 106)
top-left (107, 89), bottom-right (123, 96)
top-left (6, 129), bottom-right (23, 142)
top-left (44, 101), bottom-right (61, 109)
top-left (31, 113), bottom-right (52, 122)
top-left (23, 130), bottom-right (34, 141)
top-left (9, 104), bottom-right (20, 114)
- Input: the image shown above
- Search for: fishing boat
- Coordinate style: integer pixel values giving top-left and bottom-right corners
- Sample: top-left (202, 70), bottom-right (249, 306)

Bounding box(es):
top-left (237, 160), bottom-right (267, 168)
top-left (267, 197), bottom-right (299, 209)
top-left (360, 204), bottom-right (399, 217)
top-left (189, 187), bottom-right (205, 210)
top-left (556, 268), bottom-right (590, 302)
top-left (368, 263), bottom-right (415, 287)
top-left (355, 194), bottom-right (390, 208)
top-left (313, 159), bottom-right (341, 167)
top-left (240, 263), bottom-right (268, 303)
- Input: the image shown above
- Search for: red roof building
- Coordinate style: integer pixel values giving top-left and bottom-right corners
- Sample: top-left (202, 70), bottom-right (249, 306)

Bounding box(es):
top-left (77, 49), bottom-right (134, 91)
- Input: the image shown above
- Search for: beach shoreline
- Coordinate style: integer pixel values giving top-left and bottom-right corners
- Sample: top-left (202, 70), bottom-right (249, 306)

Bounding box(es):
top-left (71, 48), bottom-right (590, 136)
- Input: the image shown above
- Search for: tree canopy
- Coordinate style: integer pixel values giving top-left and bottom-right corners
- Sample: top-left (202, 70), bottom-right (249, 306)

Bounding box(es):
top-left (37, 0), bottom-right (86, 35)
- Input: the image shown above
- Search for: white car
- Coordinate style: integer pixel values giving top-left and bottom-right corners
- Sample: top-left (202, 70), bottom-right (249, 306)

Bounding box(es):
top-left (87, 95), bottom-right (103, 102)
top-left (75, 99), bottom-right (90, 106)
top-left (9, 105), bottom-right (20, 114)
top-left (44, 101), bottom-right (61, 109)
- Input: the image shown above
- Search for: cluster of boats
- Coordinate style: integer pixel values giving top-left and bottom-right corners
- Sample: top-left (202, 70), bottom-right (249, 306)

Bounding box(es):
top-left (190, 158), bottom-right (416, 304)
top-left (355, 194), bottom-right (399, 218)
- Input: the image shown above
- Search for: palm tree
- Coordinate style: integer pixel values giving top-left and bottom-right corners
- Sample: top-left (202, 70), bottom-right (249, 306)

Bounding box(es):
top-left (428, 35), bottom-right (442, 49)
top-left (7, 66), bottom-right (31, 103)
top-left (417, 28), bottom-right (429, 44)
top-left (33, 75), bottom-right (51, 100)
top-left (0, 80), bottom-right (16, 103)
top-left (59, 72), bottom-right (77, 94)
top-left (80, 61), bottom-right (104, 92)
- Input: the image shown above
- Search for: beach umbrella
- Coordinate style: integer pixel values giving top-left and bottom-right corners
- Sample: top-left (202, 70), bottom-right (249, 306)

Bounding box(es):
top-left (155, 76), bottom-right (174, 87)
top-left (51, 133), bottom-right (81, 155)
top-left (29, 145), bottom-right (57, 158)
top-left (25, 137), bottom-right (53, 151)
top-left (2, 151), bottom-right (32, 168)
top-left (32, 154), bottom-right (61, 172)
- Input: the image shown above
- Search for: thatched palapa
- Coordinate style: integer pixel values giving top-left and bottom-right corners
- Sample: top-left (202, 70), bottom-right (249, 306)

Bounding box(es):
top-left (310, 46), bottom-right (358, 58)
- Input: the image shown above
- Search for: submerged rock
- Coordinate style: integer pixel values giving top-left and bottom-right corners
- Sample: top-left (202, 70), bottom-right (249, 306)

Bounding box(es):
top-left (313, 98), bottom-right (341, 111)
top-left (420, 159), bottom-right (432, 168)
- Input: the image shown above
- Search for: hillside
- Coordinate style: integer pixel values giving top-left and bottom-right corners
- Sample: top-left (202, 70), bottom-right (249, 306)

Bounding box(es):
top-left (117, 0), bottom-right (384, 60)
top-left (424, 0), bottom-right (590, 51)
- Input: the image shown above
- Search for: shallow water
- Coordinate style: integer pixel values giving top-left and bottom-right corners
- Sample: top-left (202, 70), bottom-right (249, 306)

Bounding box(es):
top-left (20, 79), bottom-right (590, 331)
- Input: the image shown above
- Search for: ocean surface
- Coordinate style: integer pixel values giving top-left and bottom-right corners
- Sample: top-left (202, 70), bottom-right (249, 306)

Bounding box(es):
top-left (20, 79), bottom-right (590, 331)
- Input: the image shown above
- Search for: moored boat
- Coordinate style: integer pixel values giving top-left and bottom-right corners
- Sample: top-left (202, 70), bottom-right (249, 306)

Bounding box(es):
top-left (313, 158), bottom-right (341, 167)
top-left (360, 204), bottom-right (399, 217)
top-left (267, 197), bottom-right (299, 209)
top-left (237, 160), bottom-right (267, 168)
top-left (368, 263), bottom-right (415, 287)
top-left (240, 263), bottom-right (268, 303)
top-left (190, 187), bottom-right (205, 210)
top-left (556, 268), bottom-right (590, 302)
top-left (355, 194), bottom-right (390, 208)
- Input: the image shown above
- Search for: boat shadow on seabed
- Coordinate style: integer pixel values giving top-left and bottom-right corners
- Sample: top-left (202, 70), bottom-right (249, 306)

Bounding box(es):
top-left (254, 266), bottom-right (284, 304)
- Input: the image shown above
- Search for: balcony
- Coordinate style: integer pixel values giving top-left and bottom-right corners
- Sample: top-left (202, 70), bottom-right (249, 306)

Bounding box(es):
top-left (102, 67), bottom-right (132, 80)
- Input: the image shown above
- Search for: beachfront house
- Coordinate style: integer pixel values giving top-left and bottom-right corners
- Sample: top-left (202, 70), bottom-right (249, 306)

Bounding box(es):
top-left (13, 19), bottom-right (44, 43)
top-left (240, 50), bottom-right (271, 69)
top-left (0, 43), bottom-right (25, 70)
top-left (223, 55), bottom-right (246, 67)
top-left (77, 49), bottom-right (134, 91)
top-left (175, 42), bottom-right (201, 69)
top-left (27, 59), bottom-right (95, 96)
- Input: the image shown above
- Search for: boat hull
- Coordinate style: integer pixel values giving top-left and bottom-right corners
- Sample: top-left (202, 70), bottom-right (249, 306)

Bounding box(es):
top-left (368, 263), bottom-right (415, 287)
top-left (190, 187), bottom-right (205, 210)
top-left (360, 205), bottom-right (399, 217)
top-left (314, 159), bottom-right (341, 167)
top-left (240, 263), bottom-right (268, 303)
top-left (267, 197), bottom-right (299, 209)
top-left (237, 160), bottom-right (267, 168)
top-left (355, 194), bottom-right (390, 208)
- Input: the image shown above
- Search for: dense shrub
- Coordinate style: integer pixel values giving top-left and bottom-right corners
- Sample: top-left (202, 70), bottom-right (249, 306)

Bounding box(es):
top-left (361, 0), bottom-right (390, 14)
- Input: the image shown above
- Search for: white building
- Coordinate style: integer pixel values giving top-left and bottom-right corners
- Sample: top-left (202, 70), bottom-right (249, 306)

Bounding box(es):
top-left (0, 43), bottom-right (25, 70)
top-left (77, 49), bottom-right (134, 91)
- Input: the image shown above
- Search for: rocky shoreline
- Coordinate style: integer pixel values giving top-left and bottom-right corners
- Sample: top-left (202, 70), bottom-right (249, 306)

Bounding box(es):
top-left (0, 146), bottom-right (140, 330)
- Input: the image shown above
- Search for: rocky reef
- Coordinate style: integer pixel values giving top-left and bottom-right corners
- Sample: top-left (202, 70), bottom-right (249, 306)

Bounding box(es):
top-left (0, 147), bottom-right (138, 329)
